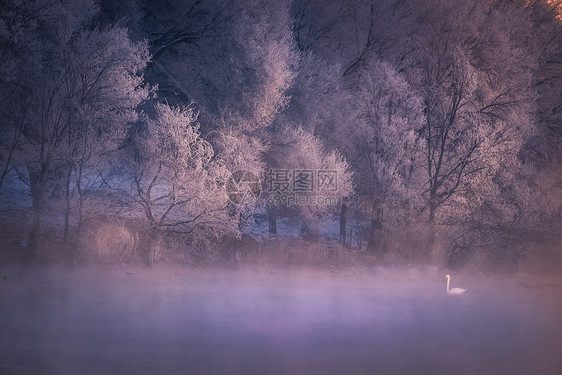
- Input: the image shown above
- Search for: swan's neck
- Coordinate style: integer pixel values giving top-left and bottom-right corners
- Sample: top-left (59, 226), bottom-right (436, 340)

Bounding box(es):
top-left (446, 278), bottom-right (450, 293)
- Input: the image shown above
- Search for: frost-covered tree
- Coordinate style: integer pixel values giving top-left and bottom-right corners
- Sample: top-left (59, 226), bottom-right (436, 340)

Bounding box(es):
top-left (0, 61), bottom-right (27, 191)
top-left (123, 103), bottom-right (239, 264)
top-left (278, 52), bottom-right (349, 138)
top-left (136, 0), bottom-right (298, 132)
top-left (235, 1), bottom-right (299, 130)
top-left (126, 0), bottom-right (302, 235)
top-left (0, 0), bottom-right (61, 191)
top-left (2, 0), bottom-right (557, 267)
top-left (0, 0), bottom-right (149, 260)
top-left (525, 0), bottom-right (562, 165)
top-left (1, 0), bottom-right (101, 258)
top-left (61, 25), bottom-right (149, 256)
top-left (403, 0), bottom-right (537, 226)
top-left (302, 0), bottom-right (541, 258)
top-left (265, 126), bottom-right (352, 236)
top-left (210, 129), bottom-right (267, 231)
top-left (343, 60), bottom-right (423, 249)
top-left (373, 0), bottom-right (539, 262)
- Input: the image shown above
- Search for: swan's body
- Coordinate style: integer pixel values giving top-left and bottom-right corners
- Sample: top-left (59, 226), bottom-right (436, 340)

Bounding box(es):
top-left (445, 274), bottom-right (467, 295)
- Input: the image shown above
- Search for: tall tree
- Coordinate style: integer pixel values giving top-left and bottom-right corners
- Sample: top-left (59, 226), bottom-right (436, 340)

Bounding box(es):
top-left (0, 0), bottom-right (149, 260)
top-left (344, 59), bottom-right (423, 250)
top-left (61, 25), bottom-right (149, 258)
top-left (404, 0), bottom-right (536, 225)
top-left (122, 103), bottom-right (239, 264)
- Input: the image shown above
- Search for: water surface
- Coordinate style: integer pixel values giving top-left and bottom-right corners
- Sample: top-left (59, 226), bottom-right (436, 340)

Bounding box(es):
top-left (1, 265), bottom-right (561, 374)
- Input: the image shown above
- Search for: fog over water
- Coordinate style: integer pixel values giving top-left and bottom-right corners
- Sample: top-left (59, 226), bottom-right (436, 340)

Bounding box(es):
top-left (1, 265), bottom-right (562, 375)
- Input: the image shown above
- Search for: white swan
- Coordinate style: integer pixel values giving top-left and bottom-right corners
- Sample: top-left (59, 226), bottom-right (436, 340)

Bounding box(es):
top-left (445, 274), bottom-right (467, 295)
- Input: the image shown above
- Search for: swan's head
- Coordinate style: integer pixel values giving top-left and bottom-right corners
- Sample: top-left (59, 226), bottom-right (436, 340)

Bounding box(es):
top-left (445, 274), bottom-right (451, 280)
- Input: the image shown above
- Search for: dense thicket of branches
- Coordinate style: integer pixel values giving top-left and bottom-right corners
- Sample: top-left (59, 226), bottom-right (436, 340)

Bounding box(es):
top-left (1, 0), bottom-right (561, 268)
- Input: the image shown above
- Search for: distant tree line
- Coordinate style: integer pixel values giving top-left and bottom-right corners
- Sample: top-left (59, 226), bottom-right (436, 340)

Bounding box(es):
top-left (0, 0), bottom-right (561, 267)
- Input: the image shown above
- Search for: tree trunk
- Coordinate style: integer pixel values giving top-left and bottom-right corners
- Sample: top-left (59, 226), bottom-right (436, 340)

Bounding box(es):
top-left (429, 197), bottom-right (437, 224)
top-left (63, 164), bottom-right (72, 262)
top-left (426, 194), bottom-right (437, 261)
top-left (267, 206), bottom-right (277, 234)
top-left (340, 202), bottom-right (347, 246)
top-left (367, 217), bottom-right (382, 251)
top-left (27, 163), bottom-right (47, 261)
top-left (147, 230), bottom-right (158, 267)
top-left (28, 206), bottom-right (41, 261)
top-left (0, 122), bottom-right (23, 191)
top-left (72, 166), bottom-right (85, 265)
top-left (367, 205), bottom-right (383, 252)
top-left (70, 199), bottom-right (85, 266)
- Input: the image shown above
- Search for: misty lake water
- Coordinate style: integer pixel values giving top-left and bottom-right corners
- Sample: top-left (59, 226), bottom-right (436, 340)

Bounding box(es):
top-left (1, 265), bottom-right (561, 375)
